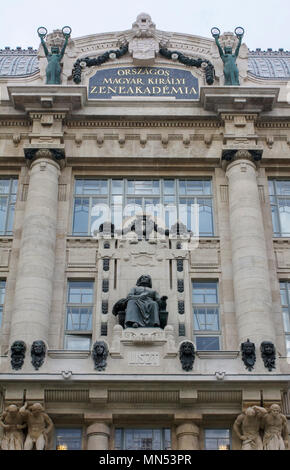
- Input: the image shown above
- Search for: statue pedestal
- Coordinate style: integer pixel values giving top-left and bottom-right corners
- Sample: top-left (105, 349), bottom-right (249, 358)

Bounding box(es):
top-left (110, 325), bottom-right (177, 362)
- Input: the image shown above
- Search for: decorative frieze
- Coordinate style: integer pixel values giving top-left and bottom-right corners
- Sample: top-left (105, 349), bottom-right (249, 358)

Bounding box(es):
top-left (66, 120), bottom-right (222, 129)
top-left (44, 389), bottom-right (89, 402)
top-left (108, 390), bottom-right (179, 403)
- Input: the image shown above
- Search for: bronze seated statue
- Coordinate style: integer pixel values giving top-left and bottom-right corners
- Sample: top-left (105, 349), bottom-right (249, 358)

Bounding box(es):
top-left (113, 275), bottom-right (168, 329)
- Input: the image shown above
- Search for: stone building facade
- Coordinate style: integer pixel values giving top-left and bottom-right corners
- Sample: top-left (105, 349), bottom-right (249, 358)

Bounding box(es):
top-left (0, 14), bottom-right (289, 450)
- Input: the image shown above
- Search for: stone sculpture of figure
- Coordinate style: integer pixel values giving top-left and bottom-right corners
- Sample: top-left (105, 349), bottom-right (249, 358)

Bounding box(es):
top-left (212, 28), bottom-right (244, 85)
top-left (11, 340), bottom-right (26, 370)
top-left (179, 341), bottom-right (196, 371)
top-left (20, 402), bottom-right (53, 450)
top-left (241, 339), bottom-right (256, 372)
top-left (124, 275), bottom-right (166, 328)
top-left (92, 341), bottom-right (109, 371)
top-left (261, 341), bottom-right (276, 371)
top-left (38, 27), bottom-right (71, 84)
top-left (31, 340), bottom-right (46, 370)
top-left (262, 404), bottom-right (288, 450)
top-left (0, 405), bottom-right (26, 450)
top-left (234, 406), bottom-right (267, 450)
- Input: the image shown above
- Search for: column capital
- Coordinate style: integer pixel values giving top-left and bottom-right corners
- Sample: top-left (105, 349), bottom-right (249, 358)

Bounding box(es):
top-left (86, 422), bottom-right (111, 437)
top-left (24, 146), bottom-right (65, 169)
top-left (176, 422), bottom-right (200, 438)
top-left (222, 148), bottom-right (263, 165)
top-left (222, 149), bottom-right (263, 170)
top-left (24, 147), bottom-right (65, 162)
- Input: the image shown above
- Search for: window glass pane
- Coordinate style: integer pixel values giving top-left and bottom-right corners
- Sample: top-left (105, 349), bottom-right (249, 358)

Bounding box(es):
top-left (204, 429), bottom-right (231, 451)
top-left (164, 180), bottom-right (175, 195)
top-left (64, 335), bottom-right (91, 351)
top-left (0, 180), bottom-right (10, 194)
top-left (196, 336), bottom-right (220, 351)
top-left (68, 281), bottom-right (93, 304)
top-left (127, 180), bottom-right (160, 195)
top-left (6, 203), bottom-right (16, 234)
top-left (73, 198), bottom-right (89, 234)
top-left (268, 180), bottom-right (274, 195)
top-left (286, 335), bottom-right (290, 357)
top-left (198, 199), bottom-right (213, 235)
top-left (192, 283), bottom-right (218, 304)
top-left (194, 308), bottom-right (219, 331)
top-left (271, 205), bottom-right (280, 236)
top-left (0, 197), bottom-right (8, 234)
top-left (276, 181), bottom-right (290, 196)
top-left (115, 429), bottom-right (171, 450)
top-left (278, 199), bottom-right (290, 235)
top-left (112, 180), bottom-right (123, 195)
top-left (56, 428), bottom-right (82, 450)
top-left (115, 429), bottom-right (122, 450)
top-left (0, 280), bottom-right (6, 328)
top-left (282, 308), bottom-right (290, 332)
top-left (66, 307), bottom-right (93, 331)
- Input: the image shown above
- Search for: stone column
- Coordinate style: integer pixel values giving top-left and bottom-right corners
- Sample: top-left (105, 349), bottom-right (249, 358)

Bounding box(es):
top-left (86, 423), bottom-right (111, 450)
top-left (176, 423), bottom-right (200, 450)
top-left (226, 150), bottom-right (275, 345)
top-left (10, 150), bottom-right (61, 346)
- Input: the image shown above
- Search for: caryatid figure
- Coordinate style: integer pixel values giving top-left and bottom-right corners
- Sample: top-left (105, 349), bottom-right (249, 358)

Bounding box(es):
top-left (20, 402), bottom-right (53, 450)
top-left (211, 27), bottom-right (244, 85)
top-left (234, 406), bottom-right (267, 450)
top-left (37, 26), bottom-right (71, 84)
top-left (0, 404), bottom-right (26, 450)
top-left (262, 404), bottom-right (288, 450)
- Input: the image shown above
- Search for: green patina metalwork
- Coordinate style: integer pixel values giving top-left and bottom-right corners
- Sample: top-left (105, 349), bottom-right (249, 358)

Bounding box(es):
top-left (38, 27), bottom-right (71, 84)
top-left (212, 27), bottom-right (244, 86)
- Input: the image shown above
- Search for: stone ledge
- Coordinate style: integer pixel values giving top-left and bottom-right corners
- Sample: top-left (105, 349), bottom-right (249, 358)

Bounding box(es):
top-left (48, 350), bottom-right (90, 359)
top-left (196, 351), bottom-right (240, 359)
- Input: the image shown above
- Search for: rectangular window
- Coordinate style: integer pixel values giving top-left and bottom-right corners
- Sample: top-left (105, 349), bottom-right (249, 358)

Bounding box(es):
top-left (55, 428), bottom-right (82, 450)
top-left (204, 429), bottom-right (231, 450)
top-left (0, 178), bottom-right (18, 236)
top-left (72, 179), bottom-right (214, 237)
top-left (269, 180), bottom-right (290, 237)
top-left (115, 428), bottom-right (171, 450)
top-left (192, 281), bottom-right (220, 351)
top-left (64, 281), bottom-right (94, 350)
top-left (279, 281), bottom-right (290, 357)
top-left (0, 280), bottom-right (6, 328)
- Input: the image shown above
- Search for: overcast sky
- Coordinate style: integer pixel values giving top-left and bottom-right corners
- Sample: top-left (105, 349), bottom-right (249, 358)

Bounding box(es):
top-left (1, 0), bottom-right (289, 51)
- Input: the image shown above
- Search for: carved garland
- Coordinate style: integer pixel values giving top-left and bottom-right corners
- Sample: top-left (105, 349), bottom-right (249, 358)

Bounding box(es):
top-left (72, 44), bottom-right (215, 85)
top-left (159, 48), bottom-right (215, 85)
top-left (72, 45), bottom-right (129, 84)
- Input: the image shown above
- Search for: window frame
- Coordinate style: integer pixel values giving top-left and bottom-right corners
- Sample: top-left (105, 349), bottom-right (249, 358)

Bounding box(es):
top-left (192, 280), bottom-right (221, 351)
top-left (204, 428), bottom-right (232, 451)
top-left (114, 427), bottom-right (171, 451)
top-left (54, 427), bottom-right (83, 451)
top-left (71, 178), bottom-right (215, 237)
top-left (0, 177), bottom-right (18, 236)
top-left (279, 280), bottom-right (290, 356)
top-left (269, 179), bottom-right (290, 238)
top-left (0, 279), bottom-right (6, 329)
top-left (64, 280), bottom-right (95, 351)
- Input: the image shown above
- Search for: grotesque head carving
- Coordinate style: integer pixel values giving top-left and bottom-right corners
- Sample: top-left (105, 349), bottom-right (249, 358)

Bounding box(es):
top-left (179, 341), bottom-right (196, 372)
top-left (31, 340), bottom-right (46, 370)
top-left (132, 13), bottom-right (156, 38)
top-left (241, 339), bottom-right (256, 371)
top-left (10, 341), bottom-right (26, 370)
top-left (92, 341), bottom-right (109, 371)
top-left (136, 275), bottom-right (152, 288)
top-left (261, 341), bottom-right (276, 372)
